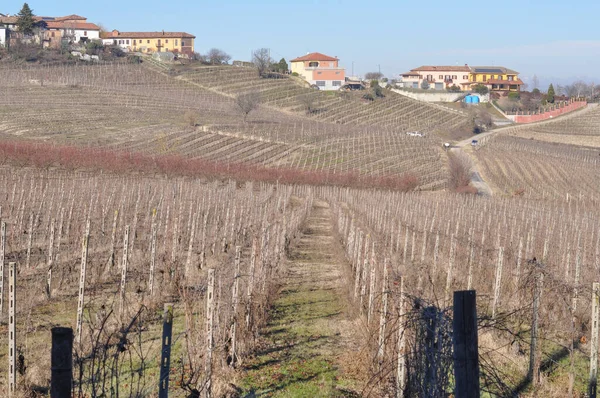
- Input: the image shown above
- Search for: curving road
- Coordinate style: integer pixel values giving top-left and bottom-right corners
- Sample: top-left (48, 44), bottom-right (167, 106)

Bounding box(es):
top-left (449, 104), bottom-right (594, 196)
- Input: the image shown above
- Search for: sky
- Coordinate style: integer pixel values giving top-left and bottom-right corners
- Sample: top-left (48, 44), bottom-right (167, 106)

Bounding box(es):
top-left (4, 0), bottom-right (600, 85)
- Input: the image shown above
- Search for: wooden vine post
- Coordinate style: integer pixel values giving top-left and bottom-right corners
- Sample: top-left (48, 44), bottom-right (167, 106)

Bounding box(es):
top-left (8, 262), bottom-right (16, 396)
top-left (0, 221), bottom-right (5, 318)
top-left (590, 282), bottom-right (600, 398)
top-left (119, 225), bottom-right (130, 321)
top-left (492, 246), bottom-right (504, 319)
top-left (158, 303), bottom-right (174, 398)
top-left (230, 246), bottom-right (241, 367)
top-left (452, 290), bottom-right (480, 398)
top-left (46, 218), bottom-right (55, 298)
top-left (396, 275), bottom-right (405, 398)
top-left (205, 269), bottom-right (215, 398)
top-left (50, 327), bottom-right (73, 398)
top-left (529, 260), bottom-right (543, 384)
top-left (149, 211), bottom-right (158, 295)
top-left (75, 220), bottom-right (90, 344)
top-left (377, 260), bottom-right (389, 362)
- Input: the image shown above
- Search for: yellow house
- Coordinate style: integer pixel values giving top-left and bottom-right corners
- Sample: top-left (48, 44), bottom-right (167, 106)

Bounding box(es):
top-left (101, 30), bottom-right (195, 57)
top-left (466, 66), bottom-right (523, 92)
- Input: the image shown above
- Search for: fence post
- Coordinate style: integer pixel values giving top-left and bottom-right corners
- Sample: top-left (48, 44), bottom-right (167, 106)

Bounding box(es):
top-left (119, 225), bottom-right (130, 320)
top-left (8, 261), bottom-right (16, 396)
top-left (0, 221), bottom-right (5, 318)
top-left (452, 290), bottom-right (480, 398)
top-left (158, 303), bottom-right (174, 398)
top-left (75, 220), bottom-right (90, 344)
top-left (205, 269), bottom-right (215, 398)
top-left (590, 282), bottom-right (600, 398)
top-left (51, 327), bottom-right (73, 398)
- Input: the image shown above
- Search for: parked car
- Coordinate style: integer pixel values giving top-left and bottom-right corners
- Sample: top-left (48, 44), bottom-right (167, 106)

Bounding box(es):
top-left (471, 140), bottom-right (478, 146)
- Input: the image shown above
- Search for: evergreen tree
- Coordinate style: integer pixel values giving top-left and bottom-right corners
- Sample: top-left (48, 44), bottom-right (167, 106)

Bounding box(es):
top-left (547, 84), bottom-right (555, 103)
top-left (276, 58), bottom-right (288, 73)
top-left (16, 3), bottom-right (36, 35)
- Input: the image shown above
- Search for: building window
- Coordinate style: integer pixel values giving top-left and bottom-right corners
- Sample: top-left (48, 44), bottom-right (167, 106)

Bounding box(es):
top-left (452, 75), bottom-right (457, 79)
top-left (51, 31), bottom-right (55, 37)
top-left (175, 40), bottom-right (178, 45)
top-left (439, 75), bottom-right (443, 79)
top-left (483, 75), bottom-right (487, 82)
top-left (332, 81), bottom-right (341, 86)
top-left (147, 40), bottom-right (150, 44)
top-left (182, 41), bottom-right (185, 46)
top-left (166, 39), bottom-right (169, 43)
top-left (463, 75), bottom-right (468, 79)
top-left (317, 71), bottom-right (322, 74)
top-left (309, 61), bottom-right (319, 67)
top-left (426, 74), bottom-right (433, 82)
top-left (133, 40), bottom-right (136, 45)
top-left (84, 31), bottom-right (87, 36)
top-left (316, 81), bottom-right (326, 87)
top-left (508, 76), bottom-right (514, 81)
top-left (335, 71), bottom-right (340, 74)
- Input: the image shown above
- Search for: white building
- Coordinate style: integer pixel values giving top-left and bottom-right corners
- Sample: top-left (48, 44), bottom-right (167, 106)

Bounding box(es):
top-left (0, 25), bottom-right (6, 47)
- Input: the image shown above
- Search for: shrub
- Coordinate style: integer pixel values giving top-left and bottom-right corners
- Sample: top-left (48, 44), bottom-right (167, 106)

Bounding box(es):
top-left (362, 92), bottom-right (374, 101)
top-left (473, 84), bottom-right (489, 95)
top-left (183, 111), bottom-right (199, 126)
top-left (291, 72), bottom-right (299, 77)
top-left (448, 85), bottom-right (461, 92)
top-left (508, 92), bottom-right (520, 101)
top-left (421, 80), bottom-right (430, 90)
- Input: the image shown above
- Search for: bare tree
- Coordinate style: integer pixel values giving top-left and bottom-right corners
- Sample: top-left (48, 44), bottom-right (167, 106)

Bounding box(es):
top-left (252, 48), bottom-right (272, 76)
top-left (235, 91), bottom-right (261, 122)
top-left (365, 71), bottom-right (383, 80)
top-left (206, 48), bottom-right (231, 65)
top-left (573, 80), bottom-right (588, 98)
top-left (532, 74), bottom-right (539, 90)
top-left (448, 151), bottom-right (473, 191)
top-left (298, 93), bottom-right (317, 114)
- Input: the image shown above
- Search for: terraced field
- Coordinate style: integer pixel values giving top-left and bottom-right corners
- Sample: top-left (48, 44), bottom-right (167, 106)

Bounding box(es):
top-left (474, 134), bottom-right (600, 200)
top-left (177, 65), bottom-right (471, 134)
top-left (0, 61), bottom-right (459, 189)
top-left (508, 104), bottom-right (600, 147)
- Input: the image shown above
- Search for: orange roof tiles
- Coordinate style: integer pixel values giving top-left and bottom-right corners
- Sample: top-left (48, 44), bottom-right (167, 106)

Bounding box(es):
top-left (290, 52), bottom-right (338, 62)
top-left (411, 65), bottom-right (471, 72)
top-left (102, 30), bottom-right (195, 39)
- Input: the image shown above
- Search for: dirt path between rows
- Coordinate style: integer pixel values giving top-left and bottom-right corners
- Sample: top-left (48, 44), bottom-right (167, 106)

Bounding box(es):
top-left (240, 200), bottom-right (361, 397)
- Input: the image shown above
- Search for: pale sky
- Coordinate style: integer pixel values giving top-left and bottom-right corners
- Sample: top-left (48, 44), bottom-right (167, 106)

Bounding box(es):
top-left (4, 0), bottom-right (599, 84)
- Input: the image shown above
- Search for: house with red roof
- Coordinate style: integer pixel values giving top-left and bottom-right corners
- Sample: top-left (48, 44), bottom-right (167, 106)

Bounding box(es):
top-left (399, 65), bottom-right (471, 90)
top-left (290, 52), bottom-right (345, 91)
top-left (43, 15), bottom-right (101, 48)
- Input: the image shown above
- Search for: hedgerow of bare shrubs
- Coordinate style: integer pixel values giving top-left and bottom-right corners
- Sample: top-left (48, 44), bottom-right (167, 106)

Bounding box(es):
top-left (448, 151), bottom-right (477, 193)
top-left (0, 140), bottom-right (420, 192)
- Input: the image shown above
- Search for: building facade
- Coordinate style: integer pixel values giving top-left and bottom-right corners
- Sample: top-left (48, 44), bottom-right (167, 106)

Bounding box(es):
top-left (44, 15), bottom-right (100, 48)
top-left (290, 52), bottom-right (345, 90)
top-left (399, 65), bottom-right (471, 90)
top-left (467, 66), bottom-right (523, 92)
top-left (101, 30), bottom-right (195, 56)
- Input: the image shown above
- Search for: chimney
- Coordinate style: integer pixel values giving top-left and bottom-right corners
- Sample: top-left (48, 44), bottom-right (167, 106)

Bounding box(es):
top-left (162, 30), bottom-right (165, 35)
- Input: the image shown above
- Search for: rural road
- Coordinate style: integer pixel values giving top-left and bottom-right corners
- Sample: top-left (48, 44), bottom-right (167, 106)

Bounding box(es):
top-left (449, 104), bottom-right (594, 196)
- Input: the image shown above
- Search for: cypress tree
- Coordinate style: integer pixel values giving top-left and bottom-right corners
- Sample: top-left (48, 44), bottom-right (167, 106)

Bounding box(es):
top-left (16, 3), bottom-right (36, 36)
top-left (547, 84), bottom-right (555, 104)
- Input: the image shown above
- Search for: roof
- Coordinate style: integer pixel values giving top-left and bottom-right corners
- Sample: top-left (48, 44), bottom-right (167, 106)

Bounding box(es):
top-left (101, 30), bottom-right (195, 39)
top-left (400, 71), bottom-right (421, 76)
top-left (54, 14), bottom-right (87, 22)
top-left (46, 21), bottom-right (100, 30)
top-left (411, 65), bottom-right (471, 72)
top-left (290, 52), bottom-right (338, 62)
top-left (471, 66), bottom-right (519, 74)
top-left (486, 79), bottom-right (524, 85)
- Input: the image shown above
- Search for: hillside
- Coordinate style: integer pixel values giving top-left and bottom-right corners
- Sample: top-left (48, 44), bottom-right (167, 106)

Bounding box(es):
top-left (0, 61), bottom-right (465, 190)
top-left (174, 64), bottom-right (472, 135)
